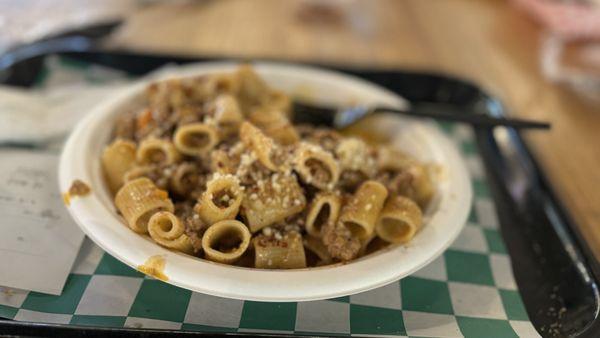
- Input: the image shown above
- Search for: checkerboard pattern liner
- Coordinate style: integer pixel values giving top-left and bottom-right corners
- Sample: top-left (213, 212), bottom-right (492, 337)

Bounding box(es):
top-left (0, 58), bottom-right (540, 337)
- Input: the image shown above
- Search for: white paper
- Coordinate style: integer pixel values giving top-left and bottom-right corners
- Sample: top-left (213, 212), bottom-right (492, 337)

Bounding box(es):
top-left (0, 0), bottom-right (139, 53)
top-left (0, 84), bottom-right (125, 144)
top-left (0, 58), bottom-right (179, 145)
top-left (0, 149), bottom-right (85, 295)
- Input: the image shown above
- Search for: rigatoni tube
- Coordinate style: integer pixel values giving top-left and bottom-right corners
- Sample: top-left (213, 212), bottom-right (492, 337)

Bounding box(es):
top-left (148, 211), bottom-right (194, 254)
top-left (115, 178), bottom-right (174, 233)
top-left (248, 108), bottom-right (298, 145)
top-left (335, 138), bottom-right (376, 177)
top-left (376, 195), bottom-right (423, 244)
top-left (294, 143), bottom-right (339, 190)
top-left (239, 122), bottom-right (283, 171)
top-left (303, 235), bottom-right (332, 266)
top-left (136, 137), bottom-right (181, 166)
top-left (173, 123), bottom-right (219, 156)
top-left (212, 94), bottom-right (243, 137)
top-left (170, 162), bottom-right (202, 197)
top-left (406, 164), bottom-right (435, 209)
top-left (196, 174), bottom-right (243, 225)
top-left (305, 192), bottom-right (341, 237)
top-left (241, 173), bottom-right (306, 233)
top-left (338, 180), bottom-right (388, 240)
top-left (254, 232), bottom-right (306, 269)
top-left (102, 139), bottom-right (137, 194)
top-left (202, 220), bottom-right (251, 264)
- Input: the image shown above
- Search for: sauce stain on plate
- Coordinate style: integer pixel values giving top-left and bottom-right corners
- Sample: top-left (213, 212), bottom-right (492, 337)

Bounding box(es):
top-left (62, 193), bottom-right (71, 206)
top-left (138, 255), bottom-right (168, 281)
top-left (63, 179), bottom-right (91, 206)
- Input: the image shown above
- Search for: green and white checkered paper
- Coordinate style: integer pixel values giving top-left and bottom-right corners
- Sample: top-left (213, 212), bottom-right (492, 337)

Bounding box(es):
top-left (0, 58), bottom-right (540, 337)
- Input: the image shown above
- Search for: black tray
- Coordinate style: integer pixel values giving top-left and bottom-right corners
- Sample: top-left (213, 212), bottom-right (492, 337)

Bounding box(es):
top-left (1, 50), bottom-right (598, 338)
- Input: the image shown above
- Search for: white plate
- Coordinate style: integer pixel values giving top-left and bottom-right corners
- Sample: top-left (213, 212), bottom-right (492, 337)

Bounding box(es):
top-left (59, 62), bottom-right (472, 302)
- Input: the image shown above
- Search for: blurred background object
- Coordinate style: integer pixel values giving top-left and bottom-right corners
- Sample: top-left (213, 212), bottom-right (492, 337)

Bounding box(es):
top-left (512, 0), bottom-right (600, 101)
top-left (0, 0), bottom-right (139, 53)
top-left (511, 0), bottom-right (600, 40)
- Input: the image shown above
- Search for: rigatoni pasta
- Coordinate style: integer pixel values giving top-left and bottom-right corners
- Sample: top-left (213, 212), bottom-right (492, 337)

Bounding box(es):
top-left (202, 220), bottom-right (251, 264)
top-left (241, 173), bottom-right (306, 233)
top-left (248, 108), bottom-right (299, 145)
top-left (196, 174), bottom-right (244, 224)
top-left (305, 192), bottom-right (341, 237)
top-left (211, 94), bottom-right (244, 138)
top-left (376, 195), bottom-right (423, 244)
top-left (254, 231), bottom-right (306, 269)
top-left (303, 235), bottom-right (332, 266)
top-left (173, 123), bottom-right (219, 156)
top-left (103, 65), bottom-right (436, 269)
top-left (336, 138), bottom-right (376, 178)
top-left (136, 137), bottom-right (181, 165)
top-left (338, 181), bottom-right (388, 240)
top-left (102, 139), bottom-right (137, 194)
top-left (115, 178), bottom-right (174, 233)
top-left (294, 142), bottom-right (340, 190)
top-left (239, 121), bottom-right (283, 171)
top-left (148, 211), bottom-right (194, 254)
top-left (170, 162), bottom-right (203, 198)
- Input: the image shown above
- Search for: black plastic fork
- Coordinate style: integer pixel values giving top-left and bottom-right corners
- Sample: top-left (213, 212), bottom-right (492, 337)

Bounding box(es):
top-left (291, 99), bottom-right (551, 130)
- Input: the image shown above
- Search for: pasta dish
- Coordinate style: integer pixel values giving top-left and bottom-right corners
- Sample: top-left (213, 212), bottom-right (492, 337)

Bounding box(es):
top-left (102, 65), bottom-right (435, 269)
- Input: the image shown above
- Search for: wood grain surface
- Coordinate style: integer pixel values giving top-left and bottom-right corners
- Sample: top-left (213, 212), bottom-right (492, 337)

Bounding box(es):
top-left (106, 0), bottom-right (600, 259)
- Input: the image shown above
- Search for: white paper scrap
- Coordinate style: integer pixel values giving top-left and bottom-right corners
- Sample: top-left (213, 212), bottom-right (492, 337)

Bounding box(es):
top-left (0, 149), bottom-right (84, 295)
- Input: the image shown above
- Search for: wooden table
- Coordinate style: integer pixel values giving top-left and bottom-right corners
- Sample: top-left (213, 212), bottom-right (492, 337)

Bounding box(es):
top-left (106, 0), bottom-right (600, 259)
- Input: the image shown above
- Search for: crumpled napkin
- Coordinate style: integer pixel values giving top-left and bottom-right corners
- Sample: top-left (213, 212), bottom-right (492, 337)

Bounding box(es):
top-left (0, 59), bottom-right (186, 145)
top-left (0, 0), bottom-right (138, 53)
top-left (0, 84), bottom-right (125, 144)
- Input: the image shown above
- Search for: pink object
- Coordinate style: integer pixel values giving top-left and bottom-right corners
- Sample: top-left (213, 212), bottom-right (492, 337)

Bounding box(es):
top-left (512, 0), bottom-right (600, 40)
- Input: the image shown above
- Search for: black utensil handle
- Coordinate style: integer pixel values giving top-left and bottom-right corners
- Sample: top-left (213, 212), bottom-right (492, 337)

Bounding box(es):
top-left (0, 21), bottom-right (121, 72)
top-left (375, 106), bottom-right (551, 130)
